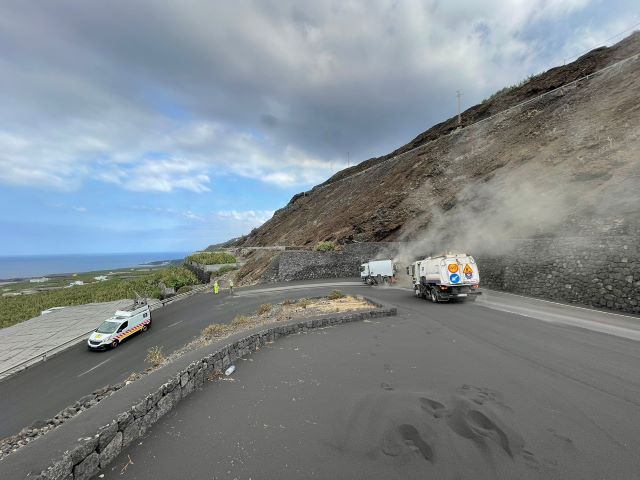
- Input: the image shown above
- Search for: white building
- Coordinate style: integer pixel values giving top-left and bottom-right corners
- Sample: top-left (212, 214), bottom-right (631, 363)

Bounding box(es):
top-left (29, 277), bottom-right (49, 283)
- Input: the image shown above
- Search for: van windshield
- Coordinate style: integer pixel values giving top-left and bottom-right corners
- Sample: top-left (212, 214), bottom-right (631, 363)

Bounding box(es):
top-left (96, 321), bottom-right (120, 334)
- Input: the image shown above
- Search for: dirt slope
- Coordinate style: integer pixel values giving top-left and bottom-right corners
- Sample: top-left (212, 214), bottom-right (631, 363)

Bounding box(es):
top-left (236, 33), bottom-right (640, 252)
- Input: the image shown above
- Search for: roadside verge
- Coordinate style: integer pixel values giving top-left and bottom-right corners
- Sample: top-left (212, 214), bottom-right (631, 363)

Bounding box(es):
top-left (0, 297), bottom-right (396, 480)
top-left (0, 285), bottom-right (209, 381)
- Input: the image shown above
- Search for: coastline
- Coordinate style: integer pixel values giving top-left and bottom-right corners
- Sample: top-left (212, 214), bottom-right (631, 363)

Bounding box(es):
top-left (0, 252), bottom-right (188, 282)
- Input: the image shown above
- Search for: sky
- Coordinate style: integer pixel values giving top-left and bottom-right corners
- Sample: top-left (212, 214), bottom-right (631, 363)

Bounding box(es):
top-left (0, 0), bottom-right (638, 255)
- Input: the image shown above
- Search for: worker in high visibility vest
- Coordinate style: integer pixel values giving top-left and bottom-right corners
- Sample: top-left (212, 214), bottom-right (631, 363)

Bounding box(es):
top-left (213, 280), bottom-right (219, 294)
top-left (229, 279), bottom-right (234, 293)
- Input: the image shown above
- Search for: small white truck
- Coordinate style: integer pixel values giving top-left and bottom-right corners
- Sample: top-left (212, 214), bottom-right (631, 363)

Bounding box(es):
top-left (408, 252), bottom-right (481, 302)
top-left (361, 259), bottom-right (396, 285)
top-left (87, 299), bottom-right (152, 350)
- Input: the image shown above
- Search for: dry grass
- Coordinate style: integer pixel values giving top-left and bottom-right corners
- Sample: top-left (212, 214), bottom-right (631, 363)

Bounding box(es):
top-left (145, 346), bottom-right (166, 367)
top-left (257, 303), bottom-right (271, 315)
top-left (202, 323), bottom-right (227, 338)
top-left (143, 295), bottom-right (374, 372)
top-left (231, 314), bottom-right (251, 327)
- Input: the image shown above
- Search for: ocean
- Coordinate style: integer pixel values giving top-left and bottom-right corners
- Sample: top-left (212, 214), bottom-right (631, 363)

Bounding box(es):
top-left (0, 252), bottom-right (190, 280)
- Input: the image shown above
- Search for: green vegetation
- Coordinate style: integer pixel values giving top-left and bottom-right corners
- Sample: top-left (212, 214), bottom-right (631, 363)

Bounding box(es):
top-left (313, 241), bottom-right (337, 252)
top-left (210, 264), bottom-right (238, 277)
top-left (297, 298), bottom-right (311, 309)
top-left (0, 266), bottom-right (200, 329)
top-left (328, 289), bottom-right (345, 300)
top-left (158, 266), bottom-right (198, 290)
top-left (187, 251), bottom-right (236, 265)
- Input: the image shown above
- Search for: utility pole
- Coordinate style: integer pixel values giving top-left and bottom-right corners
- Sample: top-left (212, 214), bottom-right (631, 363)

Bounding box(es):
top-left (456, 90), bottom-right (462, 126)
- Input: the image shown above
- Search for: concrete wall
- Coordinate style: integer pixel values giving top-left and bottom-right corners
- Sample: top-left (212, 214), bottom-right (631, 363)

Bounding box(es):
top-left (478, 234), bottom-right (640, 314)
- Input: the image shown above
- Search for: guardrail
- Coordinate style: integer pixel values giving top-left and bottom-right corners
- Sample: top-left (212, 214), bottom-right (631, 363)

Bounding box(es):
top-left (0, 284), bottom-right (210, 381)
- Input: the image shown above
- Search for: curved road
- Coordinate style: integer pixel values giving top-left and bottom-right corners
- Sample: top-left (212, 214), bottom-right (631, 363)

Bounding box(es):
top-left (1, 280), bottom-right (639, 447)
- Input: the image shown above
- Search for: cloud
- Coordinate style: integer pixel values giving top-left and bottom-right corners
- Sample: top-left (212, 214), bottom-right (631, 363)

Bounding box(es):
top-left (98, 158), bottom-right (211, 193)
top-left (216, 210), bottom-right (274, 227)
top-left (0, 0), bottom-right (636, 194)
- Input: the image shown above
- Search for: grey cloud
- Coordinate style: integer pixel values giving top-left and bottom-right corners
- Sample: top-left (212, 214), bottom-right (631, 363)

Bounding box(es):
top-left (0, 0), bottom-right (637, 191)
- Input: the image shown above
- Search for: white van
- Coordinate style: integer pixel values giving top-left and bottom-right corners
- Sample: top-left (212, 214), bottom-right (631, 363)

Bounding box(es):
top-left (87, 300), bottom-right (152, 350)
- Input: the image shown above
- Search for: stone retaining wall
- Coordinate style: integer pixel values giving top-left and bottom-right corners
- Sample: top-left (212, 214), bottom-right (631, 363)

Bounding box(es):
top-left (32, 301), bottom-right (397, 480)
top-left (265, 242), bottom-right (400, 282)
top-left (478, 234), bottom-right (640, 313)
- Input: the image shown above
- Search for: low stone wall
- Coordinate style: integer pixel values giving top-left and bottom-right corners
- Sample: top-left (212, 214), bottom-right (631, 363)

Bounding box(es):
top-left (183, 262), bottom-right (211, 284)
top-left (266, 242), bottom-right (401, 282)
top-left (25, 301), bottom-right (397, 480)
top-left (478, 234), bottom-right (640, 314)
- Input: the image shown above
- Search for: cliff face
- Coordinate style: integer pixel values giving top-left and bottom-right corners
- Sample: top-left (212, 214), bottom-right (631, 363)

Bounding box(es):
top-left (236, 33), bottom-right (640, 252)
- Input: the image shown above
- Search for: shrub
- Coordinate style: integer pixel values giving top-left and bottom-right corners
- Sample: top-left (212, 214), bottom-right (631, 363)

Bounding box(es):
top-left (202, 323), bottom-right (227, 338)
top-left (328, 289), bottom-right (345, 300)
top-left (297, 298), bottom-right (311, 309)
top-left (231, 314), bottom-right (251, 327)
top-left (157, 266), bottom-right (199, 291)
top-left (257, 303), bottom-right (271, 315)
top-left (187, 252), bottom-right (237, 265)
top-left (211, 265), bottom-right (238, 277)
top-left (176, 285), bottom-right (192, 294)
top-left (314, 241), bottom-right (337, 252)
top-left (282, 298), bottom-right (294, 306)
top-left (145, 346), bottom-right (165, 367)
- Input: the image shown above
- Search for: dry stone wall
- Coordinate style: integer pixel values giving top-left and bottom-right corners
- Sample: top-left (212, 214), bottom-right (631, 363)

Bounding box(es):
top-left (265, 242), bottom-right (399, 282)
top-left (26, 301), bottom-right (396, 480)
top-left (478, 234), bottom-right (640, 313)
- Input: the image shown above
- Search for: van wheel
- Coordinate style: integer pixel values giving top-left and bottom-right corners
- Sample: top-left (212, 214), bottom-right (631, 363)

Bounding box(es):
top-left (142, 324), bottom-right (148, 332)
top-left (430, 289), bottom-right (439, 303)
top-left (111, 340), bottom-right (119, 349)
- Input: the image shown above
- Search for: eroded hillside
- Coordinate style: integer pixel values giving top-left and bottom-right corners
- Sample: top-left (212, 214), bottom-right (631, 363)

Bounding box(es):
top-left (235, 33), bottom-right (640, 255)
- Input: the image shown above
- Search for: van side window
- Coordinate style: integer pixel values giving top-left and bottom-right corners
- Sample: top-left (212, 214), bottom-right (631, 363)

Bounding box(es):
top-left (118, 321), bottom-right (128, 332)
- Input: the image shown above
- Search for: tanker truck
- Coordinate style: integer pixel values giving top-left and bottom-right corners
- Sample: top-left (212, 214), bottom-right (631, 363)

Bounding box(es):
top-left (407, 252), bottom-right (481, 302)
top-left (361, 259), bottom-right (396, 285)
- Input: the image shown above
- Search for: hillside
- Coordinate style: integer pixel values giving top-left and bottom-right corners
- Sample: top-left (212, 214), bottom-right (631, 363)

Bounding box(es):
top-left (233, 32), bottom-right (640, 254)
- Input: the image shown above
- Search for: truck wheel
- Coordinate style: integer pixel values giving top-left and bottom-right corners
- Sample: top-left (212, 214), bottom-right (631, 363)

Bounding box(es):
top-left (111, 340), bottom-right (119, 349)
top-left (142, 324), bottom-right (149, 332)
top-left (430, 288), bottom-right (438, 303)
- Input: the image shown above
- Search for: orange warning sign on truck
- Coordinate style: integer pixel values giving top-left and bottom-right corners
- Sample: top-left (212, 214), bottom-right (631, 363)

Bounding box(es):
top-left (463, 264), bottom-right (473, 275)
top-left (448, 264), bottom-right (459, 273)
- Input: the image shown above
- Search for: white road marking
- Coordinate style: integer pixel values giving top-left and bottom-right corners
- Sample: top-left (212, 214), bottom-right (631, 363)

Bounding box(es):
top-left (167, 320), bottom-right (183, 328)
top-left (78, 358), bottom-right (112, 377)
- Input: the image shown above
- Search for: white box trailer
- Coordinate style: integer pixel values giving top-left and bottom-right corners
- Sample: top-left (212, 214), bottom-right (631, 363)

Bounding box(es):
top-left (361, 259), bottom-right (395, 285)
top-left (408, 253), bottom-right (481, 302)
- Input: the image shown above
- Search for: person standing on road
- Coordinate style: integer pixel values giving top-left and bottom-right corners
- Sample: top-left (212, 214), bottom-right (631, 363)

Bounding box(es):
top-left (229, 279), bottom-right (234, 294)
top-left (213, 280), bottom-right (219, 295)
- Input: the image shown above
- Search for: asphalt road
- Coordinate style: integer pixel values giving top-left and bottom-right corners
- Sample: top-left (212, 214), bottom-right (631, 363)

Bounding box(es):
top-left (0, 281), bottom-right (361, 440)
top-left (96, 287), bottom-right (640, 480)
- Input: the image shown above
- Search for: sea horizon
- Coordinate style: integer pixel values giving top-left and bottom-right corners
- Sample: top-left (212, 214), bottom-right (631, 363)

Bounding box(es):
top-left (0, 251), bottom-right (191, 280)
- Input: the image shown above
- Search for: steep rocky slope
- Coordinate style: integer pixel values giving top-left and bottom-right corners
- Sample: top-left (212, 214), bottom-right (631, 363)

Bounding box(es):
top-left (236, 32), bottom-right (640, 252)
